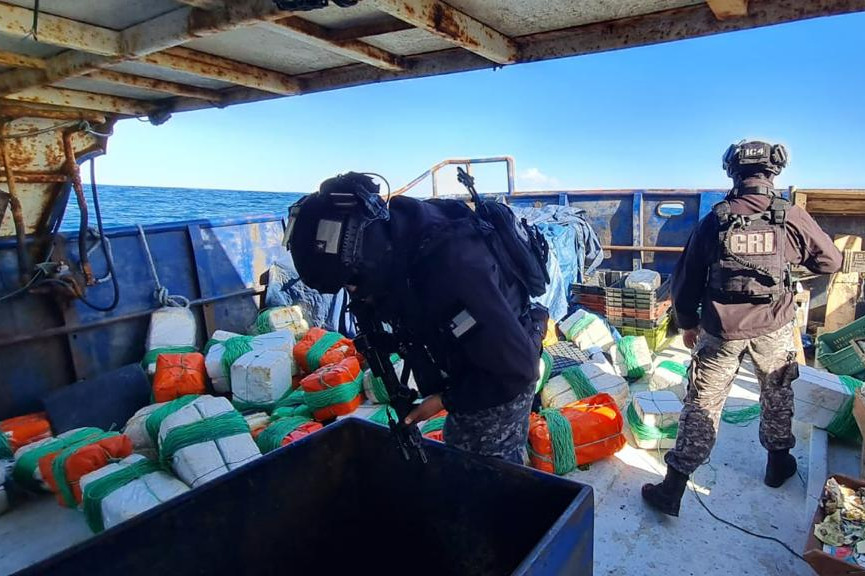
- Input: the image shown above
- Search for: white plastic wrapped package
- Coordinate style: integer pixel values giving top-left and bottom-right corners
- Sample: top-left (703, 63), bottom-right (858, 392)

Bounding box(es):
top-left (257, 306), bottom-right (309, 339)
top-left (541, 357), bottom-right (629, 411)
top-left (650, 360), bottom-right (690, 401)
top-left (79, 454), bottom-right (189, 532)
top-left (231, 349), bottom-right (292, 408)
top-left (123, 403), bottom-right (165, 460)
top-left (12, 427), bottom-right (100, 491)
top-left (205, 330), bottom-right (295, 394)
top-left (146, 307), bottom-right (197, 351)
top-left (792, 365), bottom-right (855, 429)
top-left (631, 390), bottom-right (683, 450)
top-left (158, 396), bottom-right (260, 488)
top-left (624, 269), bottom-right (661, 292)
top-left (558, 310), bottom-right (615, 351)
top-left (611, 336), bottom-right (654, 380)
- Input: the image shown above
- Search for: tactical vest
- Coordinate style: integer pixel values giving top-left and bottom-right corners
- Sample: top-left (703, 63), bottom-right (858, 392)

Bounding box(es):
top-left (707, 192), bottom-right (793, 304)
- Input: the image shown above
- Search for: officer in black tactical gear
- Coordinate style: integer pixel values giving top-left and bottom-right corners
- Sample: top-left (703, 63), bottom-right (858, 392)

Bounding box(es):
top-left (285, 172), bottom-right (547, 464)
top-left (642, 140), bottom-right (842, 517)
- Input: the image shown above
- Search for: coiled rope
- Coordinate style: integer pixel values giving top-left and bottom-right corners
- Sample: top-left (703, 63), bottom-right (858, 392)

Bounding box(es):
top-left (137, 224), bottom-right (190, 308)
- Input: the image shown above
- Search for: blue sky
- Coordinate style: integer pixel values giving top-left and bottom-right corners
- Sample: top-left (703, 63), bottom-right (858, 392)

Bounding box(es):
top-left (93, 11), bottom-right (865, 194)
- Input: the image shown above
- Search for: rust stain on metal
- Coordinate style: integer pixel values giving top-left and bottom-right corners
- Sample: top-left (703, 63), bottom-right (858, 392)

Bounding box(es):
top-left (0, 120), bottom-right (32, 281)
top-left (62, 128), bottom-right (93, 285)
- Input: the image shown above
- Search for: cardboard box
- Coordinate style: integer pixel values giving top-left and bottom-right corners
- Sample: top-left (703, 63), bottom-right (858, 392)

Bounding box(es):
top-left (805, 474), bottom-right (865, 575)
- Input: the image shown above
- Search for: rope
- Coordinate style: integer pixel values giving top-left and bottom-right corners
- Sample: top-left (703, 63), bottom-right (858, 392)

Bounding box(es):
top-left (12, 427), bottom-right (101, 489)
top-left (145, 395), bottom-right (199, 447)
top-left (233, 387), bottom-right (297, 415)
top-left (617, 336), bottom-right (646, 379)
top-left (562, 366), bottom-right (598, 400)
top-left (272, 405), bottom-right (313, 420)
top-left (275, 388), bottom-right (306, 409)
top-left (539, 349), bottom-right (552, 392)
top-left (0, 431), bottom-right (12, 459)
top-left (82, 459), bottom-right (163, 533)
top-left (52, 432), bottom-right (118, 508)
top-left (826, 375), bottom-right (864, 443)
top-left (721, 403), bottom-right (762, 425)
top-left (306, 331), bottom-right (343, 371)
top-left (657, 360), bottom-right (688, 379)
top-left (137, 224), bottom-right (190, 308)
top-left (141, 346), bottom-right (197, 371)
top-left (421, 414), bottom-right (446, 435)
top-left (160, 411), bottom-right (250, 467)
top-left (254, 309), bottom-right (275, 335)
top-left (626, 401), bottom-right (678, 441)
top-left (367, 354), bottom-right (400, 403)
top-left (540, 408), bottom-right (577, 475)
top-left (566, 314), bottom-right (596, 341)
top-left (370, 405), bottom-right (398, 427)
top-left (220, 336), bottom-right (254, 382)
top-left (256, 416), bottom-right (311, 453)
top-left (304, 372), bottom-right (362, 411)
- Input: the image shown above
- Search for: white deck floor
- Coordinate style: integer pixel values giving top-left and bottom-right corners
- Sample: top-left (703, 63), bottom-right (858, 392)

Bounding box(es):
top-left (0, 336), bottom-right (857, 575)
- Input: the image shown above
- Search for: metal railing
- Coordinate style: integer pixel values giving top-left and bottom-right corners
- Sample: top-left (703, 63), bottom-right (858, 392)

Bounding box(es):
top-left (393, 156), bottom-right (515, 198)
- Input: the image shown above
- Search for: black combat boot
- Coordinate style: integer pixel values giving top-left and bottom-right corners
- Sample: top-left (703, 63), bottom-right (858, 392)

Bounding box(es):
top-left (642, 466), bottom-right (688, 517)
top-left (764, 449), bottom-right (797, 488)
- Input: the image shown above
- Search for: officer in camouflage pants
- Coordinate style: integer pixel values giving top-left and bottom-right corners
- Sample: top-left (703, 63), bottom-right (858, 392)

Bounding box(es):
top-left (642, 140), bottom-right (842, 517)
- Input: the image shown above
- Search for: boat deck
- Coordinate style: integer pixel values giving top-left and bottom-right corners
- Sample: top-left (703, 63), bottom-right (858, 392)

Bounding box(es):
top-left (0, 336), bottom-right (857, 575)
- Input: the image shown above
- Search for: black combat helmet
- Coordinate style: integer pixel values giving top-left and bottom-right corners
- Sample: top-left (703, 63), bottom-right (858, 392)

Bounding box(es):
top-left (722, 140), bottom-right (789, 179)
top-left (284, 172), bottom-right (393, 296)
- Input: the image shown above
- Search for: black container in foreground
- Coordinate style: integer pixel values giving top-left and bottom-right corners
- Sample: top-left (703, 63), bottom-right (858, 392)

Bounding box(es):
top-left (17, 418), bottom-right (594, 576)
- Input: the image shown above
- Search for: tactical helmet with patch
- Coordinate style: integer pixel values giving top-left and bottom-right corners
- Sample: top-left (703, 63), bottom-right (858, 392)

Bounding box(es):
top-left (722, 140), bottom-right (788, 178)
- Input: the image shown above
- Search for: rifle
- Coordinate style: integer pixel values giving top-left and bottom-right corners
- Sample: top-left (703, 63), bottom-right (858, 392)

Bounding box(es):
top-left (351, 299), bottom-right (428, 463)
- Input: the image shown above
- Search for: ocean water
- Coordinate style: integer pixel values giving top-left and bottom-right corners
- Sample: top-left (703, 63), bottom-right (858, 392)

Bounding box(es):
top-left (60, 185), bottom-right (305, 232)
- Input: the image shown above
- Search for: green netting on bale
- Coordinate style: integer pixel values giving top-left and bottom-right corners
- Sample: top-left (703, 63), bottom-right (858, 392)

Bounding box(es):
top-left (566, 314), bottom-right (596, 341)
top-left (617, 336), bottom-right (646, 380)
top-left (0, 432), bottom-right (12, 460)
top-left (160, 411), bottom-right (250, 467)
top-left (82, 459), bottom-right (163, 533)
top-left (562, 366), bottom-right (598, 400)
top-left (721, 403), bottom-right (761, 425)
top-left (538, 350), bottom-right (553, 393)
top-left (306, 331), bottom-right (344, 371)
top-left (537, 408), bottom-right (577, 475)
top-left (658, 360), bottom-right (688, 379)
top-left (254, 309), bottom-right (276, 335)
top-left (52, 431), bottom-right (119, 508)
top-left (141, 346), bottom-right (197, 372)
top-left (421, 415), bottom-right (446, 435)
top-left (627, 402), bottom-right (678, 442)
top-left (256, 416), bottom-right (311, 453)
top-left (272, 405), bottom-right (313, 420)
top-left (304, 372), bottom-right (363, 411)
top-left (827, 375), bottom-right (865, 443)
top-left (145, 395), bottom-right (199, 447)
top-left (233, 386), bottom-right (300, 415)
top-left (370, 405), bottom-right (398, 427)
top-left (220, 336), bottom-right (255, 383)
top-left (367, 354), bottom-right (401, 403)
top-left (12, 427), bottom-right (101, 489)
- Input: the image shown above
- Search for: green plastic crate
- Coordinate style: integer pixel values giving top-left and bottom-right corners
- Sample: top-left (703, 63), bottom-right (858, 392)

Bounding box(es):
top-left (619, 314), bottom-right (672, 351)
top-left (817, 316), bottom-right (865, 377)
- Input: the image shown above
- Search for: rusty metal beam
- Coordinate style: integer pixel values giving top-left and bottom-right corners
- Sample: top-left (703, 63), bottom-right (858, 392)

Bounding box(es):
top-left (0, 1), bottom-right (121, 55)
top-left (0, 50), bottom-right (46, 70)
top-left (0, 172), bottom-right (69, 184)
top-left (0, 121), bottom-right (32, 281)
top-left (142, 47), bottom-right (301, 95)
top-left (370, 0), bottom-right (518, 64)
top-left (0, 104), bottom-right (105, 122)
top-left (264, 17), bottom-right (404, 71)
top-left (4, 87), bottom-right (155, 116)
top-left (707, 0), bottom-right (750, 19)
top-left (87, 70), bottom-right (224, 102)
top-left (327, 18), bottom-right (414, 41)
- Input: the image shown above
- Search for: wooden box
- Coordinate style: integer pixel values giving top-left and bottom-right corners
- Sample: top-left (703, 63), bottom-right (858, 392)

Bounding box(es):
top-left (805, 474), bottom-right (865, 575)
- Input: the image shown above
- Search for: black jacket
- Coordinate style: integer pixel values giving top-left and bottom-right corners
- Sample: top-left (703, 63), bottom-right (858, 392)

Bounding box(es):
top-left (378, 196), bottom-right (546, 414)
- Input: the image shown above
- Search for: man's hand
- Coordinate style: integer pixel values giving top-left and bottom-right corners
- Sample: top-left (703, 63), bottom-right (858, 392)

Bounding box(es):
top-left (682, 328), bottom-right (699, 349)
top-left (405, 394), bottom-right (444, 426)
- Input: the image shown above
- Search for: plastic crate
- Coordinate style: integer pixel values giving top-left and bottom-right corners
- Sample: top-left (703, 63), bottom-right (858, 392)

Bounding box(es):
top-left (605, 300), bottom-right (671, 321)
top-left (619, 315), bottom-right (672, 351)
top-left (545, 342), bottom-right (591, 377)
top-left (570, 270), bottom-right (624, 298)
top-left (605, 275), bottom-right (671, 311)
top-left (816, 316), bottom-right (865, 377)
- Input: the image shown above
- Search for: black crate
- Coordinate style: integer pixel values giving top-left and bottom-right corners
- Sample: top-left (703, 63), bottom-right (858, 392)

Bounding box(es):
top-left (545, 341), bottom-right (592, 377)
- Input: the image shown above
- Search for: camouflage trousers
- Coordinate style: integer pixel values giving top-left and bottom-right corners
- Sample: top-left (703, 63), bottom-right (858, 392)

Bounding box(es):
top-left (443, 385), bottom-right (536, 465)
top-left (665, 323), bottom-right (799, 476)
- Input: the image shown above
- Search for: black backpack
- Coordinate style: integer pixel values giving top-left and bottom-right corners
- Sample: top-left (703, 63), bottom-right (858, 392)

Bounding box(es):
top-left (457, 168), bottom-right (550, 297)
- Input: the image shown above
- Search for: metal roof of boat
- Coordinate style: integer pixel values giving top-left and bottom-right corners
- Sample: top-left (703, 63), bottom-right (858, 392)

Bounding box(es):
top-left (0, 0), bottom-right (863, 119)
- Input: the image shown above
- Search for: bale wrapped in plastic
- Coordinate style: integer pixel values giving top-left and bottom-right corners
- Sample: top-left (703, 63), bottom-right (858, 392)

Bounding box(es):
top-left (143, 307), bottom-right (198, 375)
top-left (153, 353), bottom-right (207, 403)
top-left (255, 413), bottom-right (322, 454)
top-left (231, 349), bottom-right (292, 413)
top-left (650, 360), bottom-right (689, 401)
top-left (158, 396), bottom-right (260, 488)
top-left (12, 427), bottom-right (102, 492)
top-left (254, 306), bottom-right (309, 339)
top-left (362, 354), bottom-right (417, 404)
top-left (541, 361), bottom-right (629, 412)
top-left (301, 357), bottom-right (363, 421)
top-left (628, 390), bottom-right (682, 450)
top-left (244, 412), bottom-right (272, 438)
top-left (558, 310), bottom-right (614, 351)
top-left (206, 331), bottom-right (296, 394)
top-left (202, 330), bottom-right (240, 392)
top-left (294, 327), bottom-right (357, 375)
top-left (792, 366), bottom-right (863, 441)
top-left (80, 454), bottom-right (189, 533)
top-left (421, 410), bottom-right (448, 442)
top-left (1, 412), bottom-right (52, 459)
top-left (124, 403), bottom-right (164, 460)
top-left (529, 393), bottom-right (626, 475)
top-left (39, 432), bottom-right (133, 507)
top-left (624, 269), bottom-right (661, 291)
top-left (611, 335), bottom-right (654, 380)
